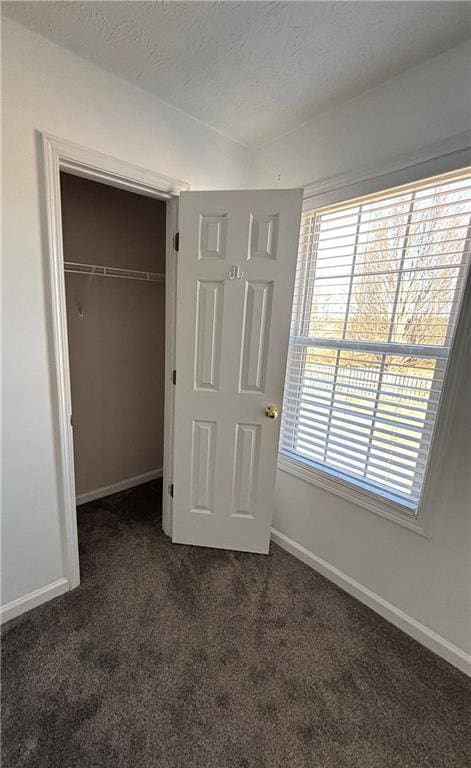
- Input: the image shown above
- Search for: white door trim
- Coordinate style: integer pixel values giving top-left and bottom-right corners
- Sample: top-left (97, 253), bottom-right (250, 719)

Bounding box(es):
top-left (162, 195), bottom-right (179, 538)
top-left (41, 132), bottom-right (188, 590)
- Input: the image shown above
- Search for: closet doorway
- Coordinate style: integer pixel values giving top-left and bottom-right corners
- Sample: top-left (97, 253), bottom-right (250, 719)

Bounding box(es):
top-left (43, 134), bottom-right (302, 589)
top-left (61, 173), bottom-right (166, 507)
top-left (42, 133), bottom-right (188, 589)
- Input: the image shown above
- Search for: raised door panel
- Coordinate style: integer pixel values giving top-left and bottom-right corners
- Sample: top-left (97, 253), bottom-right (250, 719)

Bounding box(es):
top-left (231, 423), bottom-right (261, 518)
top-left (191, 420), bottom-right (216, 514)
top-left (248, 213), bottom-right (279, 260)
top-left (194, 280), bottom-right (224, 390)
top-left (198, 214), bottom-right (228, 260)
top-left (239, 281), bottom-right (274, 393)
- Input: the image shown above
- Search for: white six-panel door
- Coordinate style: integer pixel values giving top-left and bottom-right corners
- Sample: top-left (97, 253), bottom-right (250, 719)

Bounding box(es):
top-left (172, 190), bottom-right (302, 553)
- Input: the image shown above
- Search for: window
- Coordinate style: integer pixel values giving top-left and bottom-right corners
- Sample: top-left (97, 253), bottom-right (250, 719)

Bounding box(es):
top-left (280, 170), bottom-right (471, 513)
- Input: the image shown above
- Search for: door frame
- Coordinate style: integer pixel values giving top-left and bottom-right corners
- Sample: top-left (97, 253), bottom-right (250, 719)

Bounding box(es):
top-left (41, 132), bottom-right (188, 589)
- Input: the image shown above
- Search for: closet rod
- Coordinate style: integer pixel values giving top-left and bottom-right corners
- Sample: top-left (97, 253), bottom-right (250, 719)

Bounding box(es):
top-left (64, 261), bottom-right (164, 283)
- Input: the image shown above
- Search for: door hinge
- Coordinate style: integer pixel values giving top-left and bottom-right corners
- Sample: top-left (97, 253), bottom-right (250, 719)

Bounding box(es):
top-left (168, 483), bottom-right (174, 498)
top-left (174, 232), bottom-right (180, 252)
top-left (172, 369), bottom-right (177, 385)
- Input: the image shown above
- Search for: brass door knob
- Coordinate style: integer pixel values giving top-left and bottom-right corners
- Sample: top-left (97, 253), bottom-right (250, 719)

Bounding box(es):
top-left (265, 404), bottom-right (279, 419)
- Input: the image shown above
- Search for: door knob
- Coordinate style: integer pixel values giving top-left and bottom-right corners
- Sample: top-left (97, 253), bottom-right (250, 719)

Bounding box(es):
top-left (265, 404), bottom-right (279, 419)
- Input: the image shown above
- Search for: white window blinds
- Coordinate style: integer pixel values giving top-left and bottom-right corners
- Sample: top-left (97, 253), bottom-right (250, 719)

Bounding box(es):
top-left (280, 170), bottom-right (471, 511)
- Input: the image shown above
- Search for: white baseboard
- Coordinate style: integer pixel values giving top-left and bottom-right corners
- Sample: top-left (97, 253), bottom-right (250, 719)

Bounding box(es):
top-left (271, 528), bottom-right (471, 677)
top-left (1, 577), bottom-right (69, 624)
top-left (76, 468), bottom-right (163, 505)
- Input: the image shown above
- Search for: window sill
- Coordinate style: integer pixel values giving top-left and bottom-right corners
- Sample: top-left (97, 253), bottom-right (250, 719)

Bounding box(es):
top-left (277, 454), bottom-right (428, 537)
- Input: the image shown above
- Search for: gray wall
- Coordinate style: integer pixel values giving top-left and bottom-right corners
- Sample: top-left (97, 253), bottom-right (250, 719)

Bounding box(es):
top-left (255, 40), bottom-right (471, 657)
top-left (1, 18), bottom-right (248, 611)
top-left (61, 173), bottom-right (166, 496)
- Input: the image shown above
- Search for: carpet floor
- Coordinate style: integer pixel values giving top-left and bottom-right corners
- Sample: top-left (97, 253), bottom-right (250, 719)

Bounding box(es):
top-left (2, 481), bottom-right (470, 768)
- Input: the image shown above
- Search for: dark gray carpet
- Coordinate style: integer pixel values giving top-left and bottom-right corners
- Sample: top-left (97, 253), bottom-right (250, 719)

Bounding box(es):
top-left (2, 481), bottom-right (470, 768)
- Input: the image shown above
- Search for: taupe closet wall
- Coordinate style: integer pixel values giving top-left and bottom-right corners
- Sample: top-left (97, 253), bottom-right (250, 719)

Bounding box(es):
top-left (61, 173), bottom-right (166, 497)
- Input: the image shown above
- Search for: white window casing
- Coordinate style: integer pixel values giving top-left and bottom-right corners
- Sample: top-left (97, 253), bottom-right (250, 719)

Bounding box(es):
top-left (279, 168), bottom-right (471, 526)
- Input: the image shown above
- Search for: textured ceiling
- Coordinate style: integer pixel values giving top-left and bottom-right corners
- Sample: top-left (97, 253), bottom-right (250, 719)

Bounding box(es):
top-left (3, 1), bottom-right (471, 147)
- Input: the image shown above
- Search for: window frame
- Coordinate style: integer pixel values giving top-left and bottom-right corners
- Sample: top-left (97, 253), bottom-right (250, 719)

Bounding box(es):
top-left (278, 149), bottom-right (471, 536)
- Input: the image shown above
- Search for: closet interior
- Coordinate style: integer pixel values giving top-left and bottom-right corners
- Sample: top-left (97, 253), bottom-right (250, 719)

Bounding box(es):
top-left (61, 172), bottom-right (166, 504)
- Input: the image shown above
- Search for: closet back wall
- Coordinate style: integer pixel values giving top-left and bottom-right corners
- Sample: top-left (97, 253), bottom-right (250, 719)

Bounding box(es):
top-left (61, 173), bottom-right (166, 498)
